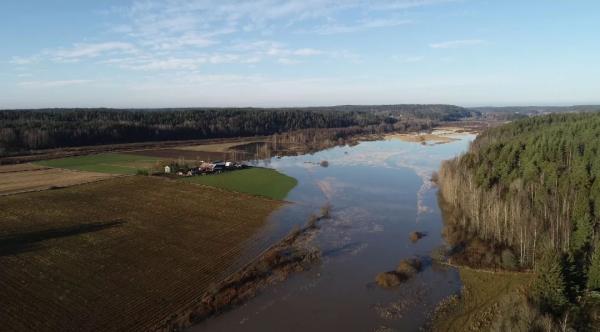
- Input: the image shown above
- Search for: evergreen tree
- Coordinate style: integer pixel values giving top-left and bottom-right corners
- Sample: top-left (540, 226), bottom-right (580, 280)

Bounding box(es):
top-left (588, 242), bottom-right (600, 291)
top-left (531, 252), bottom-right (568, 315)
top-left (571, 215), bottom-right (593, 254)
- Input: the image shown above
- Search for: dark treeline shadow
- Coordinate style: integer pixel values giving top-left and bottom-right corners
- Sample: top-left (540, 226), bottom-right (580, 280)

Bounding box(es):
top-left (0, 219), bottom-right (126, 256)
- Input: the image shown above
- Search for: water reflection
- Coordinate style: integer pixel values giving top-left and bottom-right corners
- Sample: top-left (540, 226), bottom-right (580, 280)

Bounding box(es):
top-left (191, 134), bottom-right (475, 332)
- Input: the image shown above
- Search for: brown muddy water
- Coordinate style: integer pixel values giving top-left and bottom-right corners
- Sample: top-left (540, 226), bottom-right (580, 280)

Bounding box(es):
top-left (189, 134), bottom-right (476, 332)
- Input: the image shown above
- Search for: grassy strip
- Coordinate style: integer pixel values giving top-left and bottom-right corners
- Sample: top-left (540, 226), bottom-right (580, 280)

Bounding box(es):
top-left (183, 167), bottom-right (297, 200)
top-left (432, 266), bottom-right (533, 331)
top-left (35, 153), bottom-right (159, 175)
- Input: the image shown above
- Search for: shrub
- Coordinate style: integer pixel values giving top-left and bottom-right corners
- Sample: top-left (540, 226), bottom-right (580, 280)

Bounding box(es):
top-left (501, 249), bottom-right (518, 270)
top-left (431, 246), bottom-right (449, 261)
top-left (307, 214), bottom-right (319, 229)
top-left (320, 204), bottom-right (331, 219)
top-left (409, 231), bottom-right (426, 242)
top-left (375, 272), bottom-right (402, 288)
top-left (136, 169), bottom-right (149, 176)
top-left (396, 258), bottom-right (422, 277)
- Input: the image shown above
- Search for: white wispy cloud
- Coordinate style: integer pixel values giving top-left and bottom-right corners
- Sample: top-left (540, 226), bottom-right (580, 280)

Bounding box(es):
top-left (373, 0), bottom-right (458, 10)
top-left (277, 58), bottom-right (302, 65)
top-left (429, 39), bottom-right (485, 49)
top-left (18, 80), bottom-right (93, 88)
top-left (8, 0), bottom-right (452, 77)
top-left (310, 18), bottom-right (412, 35)
top-left (50, 42), bottom-right (137, 60)
top-left (10, 56), bottom-right (40, 65)
top-left (392, 55), bottom-right (424, 63)
top-left (103, 52), bottom-right (260, 71)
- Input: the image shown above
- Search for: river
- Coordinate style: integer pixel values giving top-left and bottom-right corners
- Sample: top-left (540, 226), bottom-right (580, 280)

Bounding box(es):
top-left (190, 132), bottom-right (476, 331)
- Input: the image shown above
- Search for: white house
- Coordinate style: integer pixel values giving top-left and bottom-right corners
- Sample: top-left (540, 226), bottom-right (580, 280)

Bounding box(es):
top-left (164, 165), bottom-right (171, 174)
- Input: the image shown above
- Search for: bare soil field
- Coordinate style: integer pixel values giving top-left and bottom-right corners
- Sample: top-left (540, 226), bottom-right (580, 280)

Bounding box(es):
top-left (0, 176), bottom-right (282, 331)
top-left (0, 167), bottom-right (117, 196)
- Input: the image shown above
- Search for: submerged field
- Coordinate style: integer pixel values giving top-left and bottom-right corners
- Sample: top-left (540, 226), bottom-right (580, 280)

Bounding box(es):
top-left (184, 167), bottom-right (298, 200)
top-left (35, 153), bottom-right (159, 175)
top-left (0, 176), bottom-right (282, 331)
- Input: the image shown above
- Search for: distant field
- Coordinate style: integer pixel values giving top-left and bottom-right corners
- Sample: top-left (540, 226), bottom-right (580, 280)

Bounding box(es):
top-left (0, 167), bottom-right (117, 196)
top-left (0, 176), bottom-right (282, 331)
top-left (184, 167), bottom-right (297, 200)
top-left (178, 139), bottom-right (266, 152)
top-left (0, 163), bottom-right (49, 173)
top-left (130, 148), bottom-right (230, 162)
top-left (35, 153), bottom-right (160, 175)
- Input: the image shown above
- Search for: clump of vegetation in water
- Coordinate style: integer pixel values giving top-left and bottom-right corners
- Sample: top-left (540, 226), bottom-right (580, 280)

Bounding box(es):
top-left (409, 231), bottom-right (426, 243)
top-left (375, 257), bottom-right (423, 288)
top-left (375, 272), bottom-right (403, 288)
top-left (396, 258), bottom-right (422, 276)
top-left (320, 203), bottom-right (331, 219)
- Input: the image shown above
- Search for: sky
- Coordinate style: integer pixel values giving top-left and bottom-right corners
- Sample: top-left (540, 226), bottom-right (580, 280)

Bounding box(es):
top-left (1, 0), bottom-right (599, 108)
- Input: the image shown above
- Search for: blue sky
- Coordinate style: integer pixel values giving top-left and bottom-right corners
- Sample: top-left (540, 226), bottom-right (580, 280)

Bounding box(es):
top-left (1, 0), bottom-right (599, 108)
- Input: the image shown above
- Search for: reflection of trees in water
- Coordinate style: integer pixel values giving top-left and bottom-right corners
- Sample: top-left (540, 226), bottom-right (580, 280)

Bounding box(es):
top-left (231, 128), bottom-right (382, 161)
top-left (438, 192), bottom-right (515, 269)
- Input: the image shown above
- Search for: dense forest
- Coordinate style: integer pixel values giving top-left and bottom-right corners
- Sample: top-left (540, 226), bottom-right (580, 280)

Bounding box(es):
top-left (0, 105), bottom-right (472, 157)
top-left (472, 105), bottom-right (600, 115)
top-left (439, 113), bottom-right (600, 328)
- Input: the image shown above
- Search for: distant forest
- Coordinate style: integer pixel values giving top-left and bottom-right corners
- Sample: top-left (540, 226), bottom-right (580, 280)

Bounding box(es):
top-left (473, 105), bottom-right (600, 116)
top-left (0, 105), bottom-right (473, 157)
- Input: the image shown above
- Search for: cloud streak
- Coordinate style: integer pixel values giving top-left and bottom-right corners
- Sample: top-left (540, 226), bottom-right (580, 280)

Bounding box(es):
top-left (50, 42), bottom-right (137, 60)
top-left (18, 80), bottom-right (93, 88)
top-left (308, 18), bottom-right (412, 34)
top-left (429, 39), bottom-right (486, 49)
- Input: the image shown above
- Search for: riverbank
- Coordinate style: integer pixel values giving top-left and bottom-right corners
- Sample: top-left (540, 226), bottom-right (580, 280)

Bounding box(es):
top-left (431, 265), bottom-right (533, 331)
top-left (159, 206), bottom-right (330, 331)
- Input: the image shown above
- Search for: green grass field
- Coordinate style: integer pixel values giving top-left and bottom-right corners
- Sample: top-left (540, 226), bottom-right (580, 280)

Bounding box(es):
top-left (36, 153), bottom-right (160, 175)
top-left (184, 167), bottom-right (297, 200)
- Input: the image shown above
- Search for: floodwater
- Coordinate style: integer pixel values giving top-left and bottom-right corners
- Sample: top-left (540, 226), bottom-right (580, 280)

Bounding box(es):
top-left (190, 133), bottom-right (476, 332)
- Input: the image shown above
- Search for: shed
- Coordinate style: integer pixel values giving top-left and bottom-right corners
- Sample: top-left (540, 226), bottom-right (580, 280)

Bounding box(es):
top-left (164, 165), bottom-right (171, 174)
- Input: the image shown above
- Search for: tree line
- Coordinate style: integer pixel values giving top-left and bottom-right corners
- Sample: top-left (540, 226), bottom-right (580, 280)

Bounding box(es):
top-left (438, 112), bottom-right (600, 328)
top-left (0, 105), bottom-right (472, 157)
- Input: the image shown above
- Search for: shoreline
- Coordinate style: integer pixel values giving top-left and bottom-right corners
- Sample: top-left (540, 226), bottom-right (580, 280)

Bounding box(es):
top-left (157, 206), bottom-right (330, 331)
